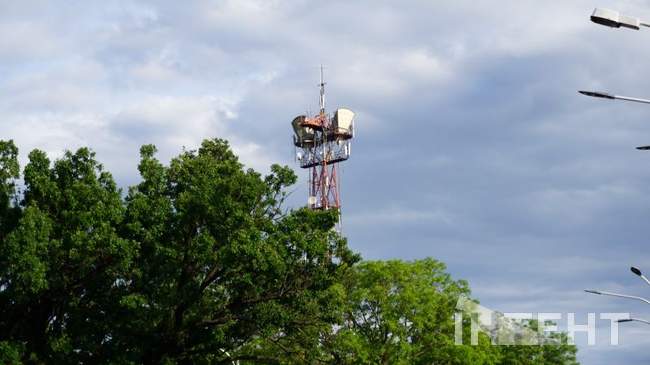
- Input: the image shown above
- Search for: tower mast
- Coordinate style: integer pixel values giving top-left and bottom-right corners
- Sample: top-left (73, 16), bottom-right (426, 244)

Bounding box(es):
top-left (319, 65), bottom-right (326, 115)
top-left (290, 69), bottom-right (355, 220)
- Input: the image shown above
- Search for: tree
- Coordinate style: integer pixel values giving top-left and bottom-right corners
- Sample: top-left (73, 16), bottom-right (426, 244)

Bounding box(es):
top-left (498, 321), bottom-right (578, 365)
top-left (0, 140), bottom-right (20, 242)
top-left (0, 144), bottom-right (136, 363)
top-left (317, 259), bottom-right (501, 365)
top-left (114, 139), bottom-right (358, 364)
top-left (0, 139), bottom-right (578, 364)
top-left (317, 259), bottom-right (578, 365)
top-left (0, 139), bottom-right (357, 364)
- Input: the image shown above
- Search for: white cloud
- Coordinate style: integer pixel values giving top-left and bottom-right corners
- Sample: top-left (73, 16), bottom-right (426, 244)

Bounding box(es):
top-left (4, 3), bottom-right (650, 363)
top-left (347, 205), bottom-right (455, 226)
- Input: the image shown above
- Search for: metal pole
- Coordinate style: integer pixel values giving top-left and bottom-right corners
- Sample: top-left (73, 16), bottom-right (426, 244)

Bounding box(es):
top-left (619, 318), bottom-right (650, 325)
top-left (613, 95), bottom-right (650, 105)
top-left (585, 289), bottom-right (650, 305)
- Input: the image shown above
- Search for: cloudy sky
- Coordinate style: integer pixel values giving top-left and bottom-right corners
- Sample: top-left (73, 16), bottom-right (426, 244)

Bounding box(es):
top-left (4, 0), bottom-right (650, 363)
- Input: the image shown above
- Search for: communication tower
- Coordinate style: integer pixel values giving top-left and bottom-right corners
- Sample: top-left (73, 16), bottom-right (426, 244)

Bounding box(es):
top-left (291, 68), bottom-right (355, 212)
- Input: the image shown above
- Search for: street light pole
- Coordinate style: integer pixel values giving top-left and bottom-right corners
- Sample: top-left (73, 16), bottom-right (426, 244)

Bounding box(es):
top-left (584, 289), bottom-right (650, 305)
top-left (578, 91), bottom-right (650, 105)
top-left (579, 9), bottom-right (650, 150)
top-left (578, 91), bottom-right (650, 149)
top-left (618, 318), bottom-right (650, 325)
top-left (583, 7), bottom-right (650, 334)
top-left (586, 267), bottom-right (650, 331)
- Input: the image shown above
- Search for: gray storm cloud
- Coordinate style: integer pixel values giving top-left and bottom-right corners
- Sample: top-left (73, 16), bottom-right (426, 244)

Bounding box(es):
top-left (3, 1), bottom-right (650, 363)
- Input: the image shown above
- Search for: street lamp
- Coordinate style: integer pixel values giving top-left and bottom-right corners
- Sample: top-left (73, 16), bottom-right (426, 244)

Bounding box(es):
top-left (578, 90), bottom-right (650, 105)
top-left (590, 8), bottom-right (650, 30)
top-left (618, 318), bottom-right (650, 325)
top-left (585, 266), bottom-right (650, 304)
top-left (578, 89), bottom-right (650, 150)
top-left (582, 9), bottom-right (650, 150)
top-left (630, 266), bottom-right (650, 287)
top-left (584, 289), bottom-right (650, 305)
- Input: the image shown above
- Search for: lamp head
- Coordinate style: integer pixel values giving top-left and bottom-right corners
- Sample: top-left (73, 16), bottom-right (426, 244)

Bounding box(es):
top-left (591, 8), bottom-right (641, 30)
top-left (584, 289), bottom-right (602, 295)
top-left (578, 90), bottom-right (615, 99)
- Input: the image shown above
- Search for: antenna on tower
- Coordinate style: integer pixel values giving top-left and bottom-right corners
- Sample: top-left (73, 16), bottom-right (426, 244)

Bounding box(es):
top-left (290, 68), bottom-right (356, 229)
top-left (319, 65), bottom-right (326, 116)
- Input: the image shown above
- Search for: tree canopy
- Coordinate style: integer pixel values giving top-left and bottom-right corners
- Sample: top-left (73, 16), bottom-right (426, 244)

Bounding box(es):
top-left (320, 259), bottom-right (578, 365)
top-left (0, 139), bottom-right (578, 364)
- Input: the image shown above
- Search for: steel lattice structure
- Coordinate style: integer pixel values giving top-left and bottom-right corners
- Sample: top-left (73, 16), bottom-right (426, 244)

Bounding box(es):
top-left (291, 69), bottom-right (354, 211)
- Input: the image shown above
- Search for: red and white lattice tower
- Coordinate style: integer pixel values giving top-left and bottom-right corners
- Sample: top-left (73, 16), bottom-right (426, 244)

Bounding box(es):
top-left (291, 68), bottom-right (354, 214)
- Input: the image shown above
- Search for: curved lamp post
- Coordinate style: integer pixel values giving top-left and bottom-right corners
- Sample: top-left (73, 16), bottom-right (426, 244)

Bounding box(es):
top-left (578, 91), bottom-right (650, 105)
top-left (580, 8), bottom-right (650, 150)
top-left (584, 289), bottom-right (650, 305)
top-left (618, 318), bottom-right (650, 325)
top-left (585, 266), bottom-right (650, 328)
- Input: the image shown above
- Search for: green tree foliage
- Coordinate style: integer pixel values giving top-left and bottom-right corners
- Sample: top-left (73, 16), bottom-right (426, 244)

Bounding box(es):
top-left (0, 139), bottom-right (578, 364)
top-left (313, 259), bottom-right (578, 365)
top-left (0, 140), bottom-right (20, 241)
top-left (498, 320), bottom-right (579, 365)
top-left (315, 259), bottom-right (500, 365)
top-left (0, 139), bottom-right (357, 364)
top-left (0, 145), bottom-right (135, 363)
top-left (115, 140), bottom-right (358, 363)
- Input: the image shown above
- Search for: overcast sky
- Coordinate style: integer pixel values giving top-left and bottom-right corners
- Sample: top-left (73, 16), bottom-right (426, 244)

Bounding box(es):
top-left (4, 1), bottom-right (650, 363)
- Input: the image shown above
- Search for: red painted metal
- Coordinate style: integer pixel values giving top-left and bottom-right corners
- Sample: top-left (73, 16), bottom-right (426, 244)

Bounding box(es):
top-left (293, 69), bottom-right (352, 215)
